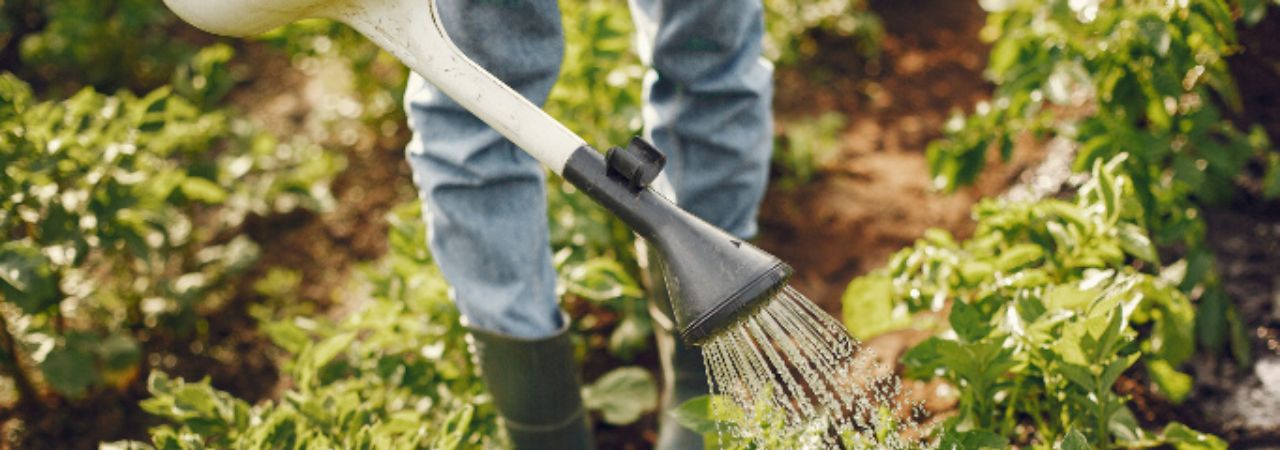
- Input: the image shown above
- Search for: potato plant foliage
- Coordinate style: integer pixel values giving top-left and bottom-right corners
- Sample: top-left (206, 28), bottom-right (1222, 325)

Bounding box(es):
top-left (844, 155), bottom-right (1227, 448)
top-left (927, 0), bottom-right (1279, 369)
top-left (0, 71), bottom-right (340, 404)
top-left (107, 204), bottom-right (659, 450)
top-left (115, 205), bottom-right (494, 449)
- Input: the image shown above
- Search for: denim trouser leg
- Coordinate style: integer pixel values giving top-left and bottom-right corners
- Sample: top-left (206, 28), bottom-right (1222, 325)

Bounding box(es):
top-left (629, 0), bottom-right (774, 239)
top-left (404, 0), bottom-right (564, 339)
top-left (404, 0), bottom-right (772, 339)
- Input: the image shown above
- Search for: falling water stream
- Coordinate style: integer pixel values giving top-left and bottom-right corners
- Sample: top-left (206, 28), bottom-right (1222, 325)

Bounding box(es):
top-left (701, 286), bottom-right (930, 448)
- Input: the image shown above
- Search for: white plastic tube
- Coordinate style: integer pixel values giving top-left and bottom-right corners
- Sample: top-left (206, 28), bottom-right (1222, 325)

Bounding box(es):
top-left (163, 0), bottom-right (587, 174)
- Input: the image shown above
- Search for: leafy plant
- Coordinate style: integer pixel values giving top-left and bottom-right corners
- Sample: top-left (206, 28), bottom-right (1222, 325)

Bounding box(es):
top-left (927, 0), bottom-right (1267, 369)
top-left (0, 73), bottom-right (339, 408)
top-left (773, 112), bottom-right (847, 189)
top-left (2, 0), bottom-right (197, 94)
top-left (763, 0), bottom-right (883, 66)
top-left (673, 394), bottom-right (848, 450)
top-left (122, 206), bottom-right (491, 449)
top-left (844, 154), bottom-right (1222, 447)
top-left (117, 203), bottom-right (655, 449)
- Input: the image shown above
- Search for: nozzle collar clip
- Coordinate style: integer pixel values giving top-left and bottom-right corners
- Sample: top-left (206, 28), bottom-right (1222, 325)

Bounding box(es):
top-left (606, 137), bottom-right (665, 190)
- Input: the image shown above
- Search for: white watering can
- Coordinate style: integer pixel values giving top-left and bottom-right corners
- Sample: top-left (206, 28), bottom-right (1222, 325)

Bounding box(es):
top-left (164, 0), bottom-right (795, 344)
top-left (164, 0), bottom-right (583, 173)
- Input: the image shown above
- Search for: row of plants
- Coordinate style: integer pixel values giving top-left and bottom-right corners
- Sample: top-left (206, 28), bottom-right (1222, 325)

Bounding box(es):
top-left (2, 0), bottom-right (890, 446)
top-left (846, 156), bottom-right (1227, 448)
top-left (672, 157), bottom-right (1231, 449)
top-left (672, 1), bottom-right (1280, 448)
top-left (801, 0), bottom-right (1279, 448)
top-left (927, 0), bottom-right (1275, 367)
top-left (107, 204), bottom-right (656, 449)
top-left (0, 70), bottom-right (341, 408)
top-left (1, 1), bottom-right (351, 446)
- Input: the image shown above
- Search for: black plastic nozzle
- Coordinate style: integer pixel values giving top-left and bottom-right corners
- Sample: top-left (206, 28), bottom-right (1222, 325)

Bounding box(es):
top-left (605, 137), bottom-right (666, 191)
top-left (563, 141), bottom-right (793, 344)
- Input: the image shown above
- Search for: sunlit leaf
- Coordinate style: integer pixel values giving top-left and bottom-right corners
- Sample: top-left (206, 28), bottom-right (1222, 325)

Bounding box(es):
top-left (582, 367), bottom-right (657, 425)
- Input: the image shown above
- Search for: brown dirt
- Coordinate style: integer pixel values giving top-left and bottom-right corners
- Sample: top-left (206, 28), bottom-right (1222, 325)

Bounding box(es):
top-left (758, 0), bottom-right (1040, 314)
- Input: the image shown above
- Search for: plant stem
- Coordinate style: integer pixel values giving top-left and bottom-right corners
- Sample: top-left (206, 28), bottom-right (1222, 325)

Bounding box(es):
top-left (0, 311), bottom-right (43, 413)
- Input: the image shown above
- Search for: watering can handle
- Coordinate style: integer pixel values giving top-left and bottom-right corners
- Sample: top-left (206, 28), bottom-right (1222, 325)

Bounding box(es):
top-left (164, 0), bottom-right (588, 175)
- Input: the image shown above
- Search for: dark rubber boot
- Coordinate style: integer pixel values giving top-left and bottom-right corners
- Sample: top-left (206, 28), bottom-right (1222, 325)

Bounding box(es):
top-left (467, 316), bottom-right (595, 450)
top-left (643, 248), bottom-right (709, 450)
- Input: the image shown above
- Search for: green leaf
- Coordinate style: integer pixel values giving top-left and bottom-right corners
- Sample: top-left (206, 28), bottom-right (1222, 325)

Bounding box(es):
top-left (174, 384), bottom-right (218, 416)
top-left (1160, 422), bottom-right (1227, 450)
top-left (0, 241), bottom-right (60, 313)
top-left (582, 367), bottom-right (657, 425)
top-left (669, 396), bottom-right (720, 435)
top-left (308, 332), bottom-right (356, 369)
top-left (950, 299), bottom-right (993, 342)
top-left (843, 274), bottom-right (911, 339)
top-left (99, 334), bottom-right (142, 371)
top-left (1058, 362), bottom-right (1096, 392)
top-left (1240, 0), bottom-right (1269, 26)
top-left (1060, 429), bottom-right (1090, 450)
top-left (1149, 291), bottom-right (1196, 366)
top-left (1196, 287), bottom-right (1227, 353)
top-left (1091, 305), bottom-right (1129, 360)
top-left (1093, 157), bottom-right (1118, 222)
top-left (1264, 153), bottom-right (1280, 199)
top-left (1227, 305), bottom-right (1253, 368)
top-left (1109, 407), bottom-right (1149, 444)
top-left (1136, 15), bottom-right (1172, 56)
top-left (1117, 222), bottom-right (1158, 264)
top-left (99, 441), bottom-right (156, 450)
top-left (41, 347), bottom-right (98, 398)
top-left (1145, 359), bottom-right (1192, 404)
top-left (958, 260), bottom-right (995, 286)
top-left (996, 244), bottom-right (1044, 272)
top-left (939, 429), bottom-right (1008, 450)
top-left (179, 176), bottom-right (228, 204)
top-left (1045, 284), bottom-right (1098, 312)
top-left (431, 404), bottom-right (474, 450)
top-left (1101, 353), bottom-right (1139, 390)
top-left (608, 313), bottom-right (651, 360)
top-left (262, 320), bottom-right (310, 355)
top-left (901, 337), bottom-right (957, 379)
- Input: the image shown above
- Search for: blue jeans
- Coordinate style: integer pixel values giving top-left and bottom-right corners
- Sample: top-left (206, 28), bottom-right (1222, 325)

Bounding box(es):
top-left (405, 0), bottom-right (773, 339)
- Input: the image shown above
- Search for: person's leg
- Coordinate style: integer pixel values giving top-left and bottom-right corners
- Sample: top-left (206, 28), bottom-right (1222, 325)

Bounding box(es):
top-left (628, 2), bottom-right (773, 449)
top-left (630, 0), bottom-right (773, 239)
top-left (404, 2), bottom-right (592, 449)
top-left (405, 0), bottom-right (564, 340)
